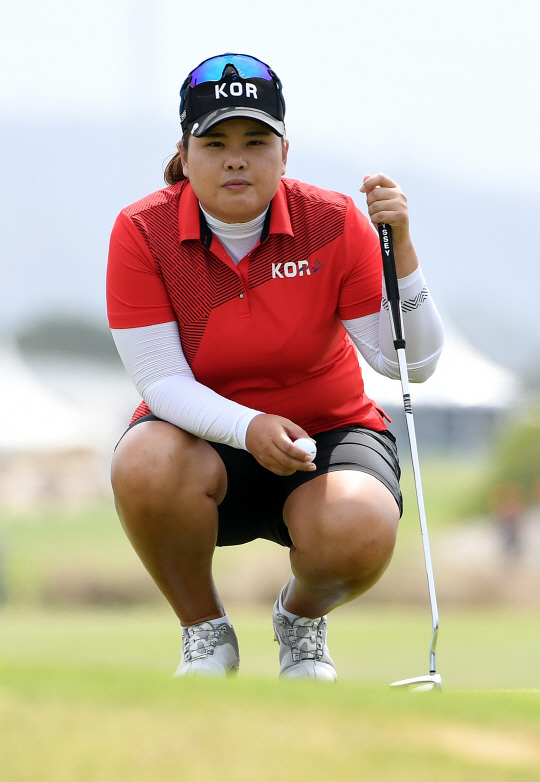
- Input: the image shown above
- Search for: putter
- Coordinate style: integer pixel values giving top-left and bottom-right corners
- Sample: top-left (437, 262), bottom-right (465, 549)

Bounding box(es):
top-left (378, 223), bottom-right (441, 692)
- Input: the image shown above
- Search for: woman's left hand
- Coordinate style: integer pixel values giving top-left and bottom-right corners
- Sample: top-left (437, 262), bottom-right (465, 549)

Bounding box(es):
top-left (360, 173), bottom-right (419, 278)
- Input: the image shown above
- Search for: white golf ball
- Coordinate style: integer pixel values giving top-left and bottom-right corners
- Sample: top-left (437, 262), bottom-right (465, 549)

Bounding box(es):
top-left (293, 438), bottom-right (317, 460)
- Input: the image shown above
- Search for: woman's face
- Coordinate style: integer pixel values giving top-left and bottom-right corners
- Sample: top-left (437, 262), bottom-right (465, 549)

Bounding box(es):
top-left (181, 118), bottom-right (288, 223)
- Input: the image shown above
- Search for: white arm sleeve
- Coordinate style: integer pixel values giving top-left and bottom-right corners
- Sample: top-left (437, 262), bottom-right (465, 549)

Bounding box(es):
top-left (342, 267), bottom-right (444, 382)
top-left (111, 322), bottom-right (263, 450)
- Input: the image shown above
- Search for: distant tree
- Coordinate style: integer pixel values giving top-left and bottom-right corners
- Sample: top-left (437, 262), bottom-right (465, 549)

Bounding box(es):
top-left (493, 417), bottom-right (540, 502)
top-left (523, 358), bottom-right (540, 392)
top-left (17, 316), bottom-right (121, 363)
top-left (468, 411), bottom-right (540, 515)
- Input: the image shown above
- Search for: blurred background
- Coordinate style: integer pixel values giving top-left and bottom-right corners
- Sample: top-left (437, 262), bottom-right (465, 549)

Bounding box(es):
top-left (1, 0), bottom-right (540, 684)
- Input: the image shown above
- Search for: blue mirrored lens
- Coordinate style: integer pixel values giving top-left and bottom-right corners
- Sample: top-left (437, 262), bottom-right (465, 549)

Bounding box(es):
top-left (190, 54), bottom-right (272, 86)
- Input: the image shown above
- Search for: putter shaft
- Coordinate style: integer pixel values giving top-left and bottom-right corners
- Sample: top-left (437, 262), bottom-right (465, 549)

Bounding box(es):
top-left (378, 223), bottom-right (441, 686)
top-left (395, 347), bottom-right (439, 675)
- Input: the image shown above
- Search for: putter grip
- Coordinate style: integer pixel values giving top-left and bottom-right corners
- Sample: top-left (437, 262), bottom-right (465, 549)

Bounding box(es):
top-left (378, 223), bottom-right (405, 349)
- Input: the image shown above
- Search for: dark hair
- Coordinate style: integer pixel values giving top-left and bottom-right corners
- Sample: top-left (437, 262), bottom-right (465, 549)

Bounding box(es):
top-left (164, 130), bottom-right (190, 185)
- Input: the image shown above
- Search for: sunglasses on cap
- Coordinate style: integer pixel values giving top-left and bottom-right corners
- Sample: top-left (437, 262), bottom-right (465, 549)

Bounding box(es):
top-left (184, 53), bottom-right (277, 88)
top-left (179, 53), bottom-right (285, 137)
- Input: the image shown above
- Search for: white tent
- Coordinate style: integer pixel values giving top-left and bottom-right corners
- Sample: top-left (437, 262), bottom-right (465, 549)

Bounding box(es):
top-left (1, 326), bottom-right (520, 455)
top-left (359, 326), bottom-right (520, 452)
top-left (360, 325), bottom-right (519, 410)
top-left (0, 338), bottom-right (106, 453)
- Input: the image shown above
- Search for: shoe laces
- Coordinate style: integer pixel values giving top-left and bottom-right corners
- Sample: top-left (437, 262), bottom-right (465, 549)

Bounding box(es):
top-left (182, 622), bottom-right (228, 663)
top-left (275, 614), bottom-right (327, 662)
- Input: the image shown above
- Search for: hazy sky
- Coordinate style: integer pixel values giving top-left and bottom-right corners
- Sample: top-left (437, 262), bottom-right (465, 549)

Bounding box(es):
top-left (2, 0), bottom-right (539, 190)
top-left (2, 0), bottom-right (540, 370)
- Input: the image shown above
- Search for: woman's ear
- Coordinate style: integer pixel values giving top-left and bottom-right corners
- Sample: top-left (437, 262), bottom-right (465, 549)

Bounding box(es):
top-left (281, 138), bottom-right (289, 176)
top-left (180, 141), bottom-right (189, 178)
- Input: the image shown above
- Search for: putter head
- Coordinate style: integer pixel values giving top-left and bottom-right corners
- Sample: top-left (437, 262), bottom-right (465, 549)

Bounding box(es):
top-left (390, 673), bottom-right (442, 692)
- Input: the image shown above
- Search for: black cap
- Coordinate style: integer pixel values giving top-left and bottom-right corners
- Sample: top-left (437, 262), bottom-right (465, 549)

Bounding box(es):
top-left (179, 57), bottom-right (285, 137)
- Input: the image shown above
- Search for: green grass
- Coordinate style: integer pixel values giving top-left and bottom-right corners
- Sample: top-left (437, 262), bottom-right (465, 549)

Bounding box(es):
top-left (0, 500), bottom-right (136, 603)
top-left (2, 669), bottom-right (540, 782)
top-left (399, 456), bottom-right (490, 528)
top-left (1, 458), bottom-right (538, 779)
top-left (1, 605), bottom-right (540, 689)
top-left (1, 607), bottom-right (540, 781)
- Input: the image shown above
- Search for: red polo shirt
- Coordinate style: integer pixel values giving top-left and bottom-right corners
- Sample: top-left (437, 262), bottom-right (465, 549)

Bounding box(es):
top-left (107, 178), bottom-right (388, 433)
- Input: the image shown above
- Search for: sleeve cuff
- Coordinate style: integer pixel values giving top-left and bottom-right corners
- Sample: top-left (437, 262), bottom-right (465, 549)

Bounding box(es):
top-left (235, 409), bottom-right (264, 450)
top-left (397, 266), bottom-right (425, 291)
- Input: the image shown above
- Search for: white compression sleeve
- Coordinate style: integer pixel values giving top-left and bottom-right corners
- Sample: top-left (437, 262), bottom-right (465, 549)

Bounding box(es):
top-left (111, 322), bottom-right (263, 450)
top-left (342, 267), bottom-right (444, 382)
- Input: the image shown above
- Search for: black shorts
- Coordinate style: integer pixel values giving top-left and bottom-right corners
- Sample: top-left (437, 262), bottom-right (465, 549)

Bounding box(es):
top-left (119, 416), bottom-right (402, 548)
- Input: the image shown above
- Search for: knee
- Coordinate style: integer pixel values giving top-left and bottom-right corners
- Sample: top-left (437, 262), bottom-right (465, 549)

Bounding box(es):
top-left (293, 497), bottom-right (398, 586)
top-left (111, 423), bottom-right (216, 509)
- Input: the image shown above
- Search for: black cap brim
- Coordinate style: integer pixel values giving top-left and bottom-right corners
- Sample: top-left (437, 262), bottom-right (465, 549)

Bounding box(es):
top-left (190, 106), bottom-right (285, 137)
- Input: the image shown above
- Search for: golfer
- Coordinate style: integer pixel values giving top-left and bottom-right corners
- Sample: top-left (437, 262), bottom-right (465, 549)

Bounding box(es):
top-left (107, 53), bottom-right (444, 681)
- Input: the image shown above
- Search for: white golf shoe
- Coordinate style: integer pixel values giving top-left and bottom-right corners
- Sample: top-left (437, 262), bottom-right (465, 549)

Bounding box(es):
top-left (272, 593), bottom-right (337, 682)
top-left (173, 618), bottom-right (240, 678)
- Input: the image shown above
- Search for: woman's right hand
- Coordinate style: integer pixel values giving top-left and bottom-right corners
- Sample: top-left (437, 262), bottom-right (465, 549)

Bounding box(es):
top-left (245, 414), bottom-right (317, 476)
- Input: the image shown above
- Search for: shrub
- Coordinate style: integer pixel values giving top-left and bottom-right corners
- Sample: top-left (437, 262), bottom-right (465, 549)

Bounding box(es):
top-left (469, 411), bottom-right (540, 515)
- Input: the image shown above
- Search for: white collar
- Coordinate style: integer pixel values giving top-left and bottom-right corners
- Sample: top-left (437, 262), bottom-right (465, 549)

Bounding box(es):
top-left (200, 204), bottom-right (269, 238)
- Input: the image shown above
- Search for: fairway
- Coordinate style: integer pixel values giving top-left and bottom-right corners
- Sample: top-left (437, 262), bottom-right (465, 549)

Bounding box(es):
top-left (1, 606), bottom-right (540, 781)
top-left (2, 605), bottom-right (540, 689)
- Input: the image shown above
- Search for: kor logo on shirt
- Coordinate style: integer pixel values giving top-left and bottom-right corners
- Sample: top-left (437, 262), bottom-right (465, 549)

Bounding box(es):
top-left (272, 260), bottom-right (310, 278)
top-left (215, 82), bottom-right (257, 99)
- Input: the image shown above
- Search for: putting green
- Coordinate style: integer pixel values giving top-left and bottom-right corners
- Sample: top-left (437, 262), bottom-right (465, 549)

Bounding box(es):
top-left (1, 663), bottom-right (539, 781)
top-left (1, 607), bottom-right (539, 781)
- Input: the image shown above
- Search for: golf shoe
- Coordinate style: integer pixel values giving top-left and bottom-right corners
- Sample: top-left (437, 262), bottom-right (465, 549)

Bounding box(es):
top-left (272, 593), bottom-right (337, 682)
top-left (174, 618), bottom-right (240, 677)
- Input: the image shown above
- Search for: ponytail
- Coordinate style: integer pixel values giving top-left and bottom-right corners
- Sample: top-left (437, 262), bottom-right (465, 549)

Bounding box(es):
top-left (164, 130), bottom-right (190, 185)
